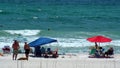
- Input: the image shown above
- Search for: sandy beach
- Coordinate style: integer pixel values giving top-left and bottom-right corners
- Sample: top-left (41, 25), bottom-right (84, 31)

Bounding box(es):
top-left (0, 0), bottom-right (120, 68)
top-left (0, 53), bottom-right (120, 68)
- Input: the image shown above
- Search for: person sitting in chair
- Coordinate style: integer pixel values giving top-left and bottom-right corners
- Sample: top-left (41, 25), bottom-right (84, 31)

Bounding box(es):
top-left (52, 48), bottom-right (58, 58)
top-left (47, 48), bottom-right (52, 55)
top-left (104, 47), bottom-right (114, 57)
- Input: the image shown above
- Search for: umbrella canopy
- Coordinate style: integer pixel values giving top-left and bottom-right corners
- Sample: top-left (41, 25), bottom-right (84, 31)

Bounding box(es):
top-left (29, 37), bottom-right (57, 47)
top-left (87, 35), bottom-right (112, 43)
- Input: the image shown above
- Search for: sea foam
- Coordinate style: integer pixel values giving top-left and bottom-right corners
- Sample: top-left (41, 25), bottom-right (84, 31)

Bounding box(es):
top-left (56, 38), bottom-right (120, 47)
top-left (4, 30), bottom-right (40, 36)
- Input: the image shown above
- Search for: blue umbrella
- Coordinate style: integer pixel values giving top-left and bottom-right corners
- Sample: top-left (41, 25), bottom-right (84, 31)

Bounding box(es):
top-left (29, 37), bottom-right (57, 47)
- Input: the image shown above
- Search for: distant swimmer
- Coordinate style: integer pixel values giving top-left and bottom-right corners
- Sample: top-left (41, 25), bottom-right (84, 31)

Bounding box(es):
top-left (48, 28), bottom-right (50, 31)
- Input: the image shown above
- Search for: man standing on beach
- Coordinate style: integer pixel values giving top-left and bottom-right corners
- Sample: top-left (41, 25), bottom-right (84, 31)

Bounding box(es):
top-left (24, 42), bottom-right (30, 60)
top-left (12, 40), bottom-right (20, 60)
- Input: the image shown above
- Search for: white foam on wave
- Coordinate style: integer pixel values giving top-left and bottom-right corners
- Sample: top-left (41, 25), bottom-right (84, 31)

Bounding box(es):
top-left (56, 38), bottom-right (92, 47)
top-left (4, 30), bottom-right (40, 36)
top-left (0, 10), bottom-right (3, 12)
top-left (56, 38), bottom-right (120, 47)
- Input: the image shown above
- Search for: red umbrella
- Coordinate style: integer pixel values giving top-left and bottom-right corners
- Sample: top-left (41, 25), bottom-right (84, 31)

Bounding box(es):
top-left (87, 35), bottom-right (112, 43)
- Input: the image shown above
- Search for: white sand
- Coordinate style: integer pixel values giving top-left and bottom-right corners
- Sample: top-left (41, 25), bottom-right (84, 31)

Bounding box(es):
top-left (0, 53), bottom-right (120, 68)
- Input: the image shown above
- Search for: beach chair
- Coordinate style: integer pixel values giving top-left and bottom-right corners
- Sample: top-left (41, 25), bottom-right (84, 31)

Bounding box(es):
top-left (89, 48), bottom-right (96, 58)
top-left (89, 48), bottom-right (96, 55)
top-left (2, 46), bottom-right (11, 54)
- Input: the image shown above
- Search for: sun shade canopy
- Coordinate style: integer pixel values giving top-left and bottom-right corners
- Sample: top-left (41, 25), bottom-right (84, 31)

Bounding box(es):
top-left (29, 37), bottom-right (57, 47)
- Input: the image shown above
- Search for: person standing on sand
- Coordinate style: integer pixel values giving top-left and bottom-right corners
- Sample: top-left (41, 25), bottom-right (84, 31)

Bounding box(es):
top-left (24, 42), bottom-right (30, 60)
top-left (12, 40), bottom-right (20, 60)
top-left (95, 42), bottom-right (99, 49)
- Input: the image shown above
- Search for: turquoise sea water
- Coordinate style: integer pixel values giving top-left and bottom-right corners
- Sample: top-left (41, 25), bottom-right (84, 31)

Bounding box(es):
top-left (0, 2), bottom-right (120, 54)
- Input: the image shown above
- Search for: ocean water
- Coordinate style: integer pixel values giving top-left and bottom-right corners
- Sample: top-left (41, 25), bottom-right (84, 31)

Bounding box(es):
top-left (0, 2), bottom-right (120, 54)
